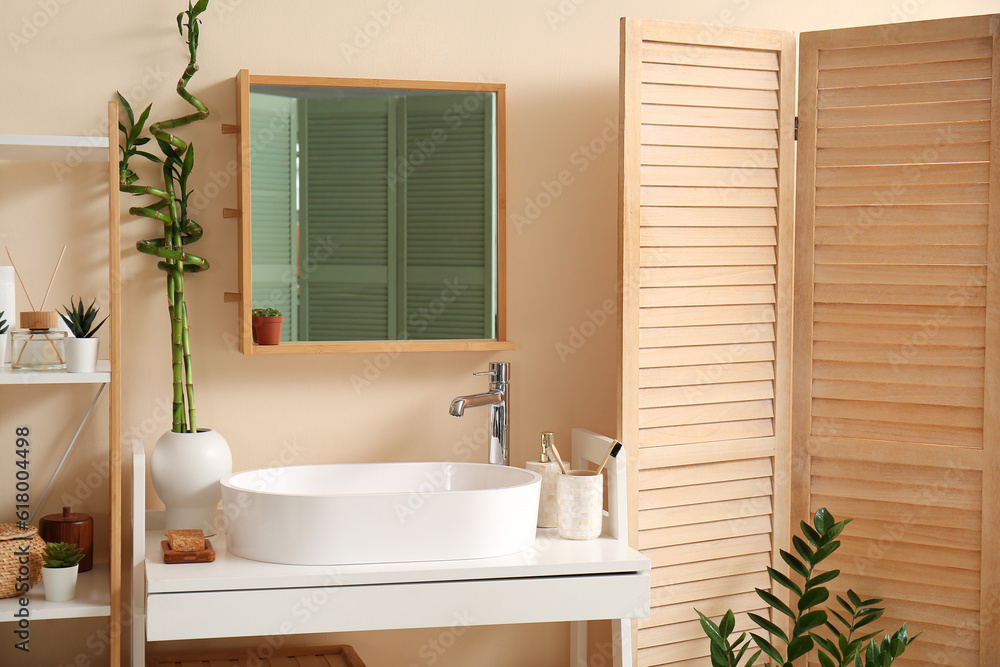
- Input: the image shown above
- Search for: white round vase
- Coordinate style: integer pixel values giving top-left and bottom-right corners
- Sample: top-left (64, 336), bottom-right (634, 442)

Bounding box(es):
top-left (42, 564), bottom-right (79, 602)
top-left (150, 429), bottom-right (232, 536)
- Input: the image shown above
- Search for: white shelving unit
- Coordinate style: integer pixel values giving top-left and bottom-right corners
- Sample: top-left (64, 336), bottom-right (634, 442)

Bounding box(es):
top-left (0, 564), bottom-right (111, 621)
top-left (0, 360), bottom-right (112, 385)
top-left (0, 123), bottom-right (122, 665)
top-left (0, 134), bottom-right (109, 162)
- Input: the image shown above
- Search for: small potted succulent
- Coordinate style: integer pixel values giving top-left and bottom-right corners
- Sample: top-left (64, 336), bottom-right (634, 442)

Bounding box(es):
top-left (251, 307), bottom-right (283, 346)
top-left (0, 310), bottom-right (8, 366)
top-left (59, 297), bottom-right (108, 373)
top-left (41, 541), bottom-right (84, 602)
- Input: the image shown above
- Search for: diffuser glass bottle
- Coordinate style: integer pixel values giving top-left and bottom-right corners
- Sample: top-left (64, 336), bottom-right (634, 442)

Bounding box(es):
top-left (526, 432), bottom-right (560, 528)
top-left (11, 311), bottom-right (66, 371)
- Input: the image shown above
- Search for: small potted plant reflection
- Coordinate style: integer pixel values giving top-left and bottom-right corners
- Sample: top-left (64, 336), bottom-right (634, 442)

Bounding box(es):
top-left (59, 297), bottom-right (108, 373)
top-left (251, 308), bottom-right (283, 346)
top-left (41, 541), bottom-right (85, 602)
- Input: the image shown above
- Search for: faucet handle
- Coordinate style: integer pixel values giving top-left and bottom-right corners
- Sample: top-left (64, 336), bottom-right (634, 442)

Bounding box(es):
top-left (473, 361), bottom-right (509, 383)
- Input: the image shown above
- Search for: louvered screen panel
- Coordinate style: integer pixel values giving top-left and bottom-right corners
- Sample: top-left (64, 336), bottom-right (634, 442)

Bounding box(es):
top-left (249, 92), bottom-right (298, 340)
top-left (794, 15), bottom-right (998, 666)
top-left (299, 97), bottom-right (394, 340)
top-left (620, 19), bottom-right (795, 666)
top-left (403, 93), bottom-right (495, 339)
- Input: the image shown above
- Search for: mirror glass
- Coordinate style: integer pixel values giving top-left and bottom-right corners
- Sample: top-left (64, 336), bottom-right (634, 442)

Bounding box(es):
top-left (247, 81), bottom-right (501, 343)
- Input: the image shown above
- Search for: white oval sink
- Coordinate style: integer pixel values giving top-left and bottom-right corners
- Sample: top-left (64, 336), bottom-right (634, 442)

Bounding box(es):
top-left (220, 462), bottom-right (541, 565)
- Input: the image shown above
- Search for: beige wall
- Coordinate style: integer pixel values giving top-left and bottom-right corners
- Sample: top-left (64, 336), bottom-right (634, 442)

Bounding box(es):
top-left (1, 0), bottom-right (995, 664)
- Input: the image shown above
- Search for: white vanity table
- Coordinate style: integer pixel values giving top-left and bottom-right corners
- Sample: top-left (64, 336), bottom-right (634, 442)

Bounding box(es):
top-left (134, 432), bottom-right (651, 666)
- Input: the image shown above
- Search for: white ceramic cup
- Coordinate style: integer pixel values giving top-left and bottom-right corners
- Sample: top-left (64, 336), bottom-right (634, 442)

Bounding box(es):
top-left (557, 470), bottom-right (603, 540)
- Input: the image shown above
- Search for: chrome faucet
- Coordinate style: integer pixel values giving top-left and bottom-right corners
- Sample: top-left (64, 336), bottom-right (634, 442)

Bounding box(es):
top-left (449, 361), bottom-right (510, 466)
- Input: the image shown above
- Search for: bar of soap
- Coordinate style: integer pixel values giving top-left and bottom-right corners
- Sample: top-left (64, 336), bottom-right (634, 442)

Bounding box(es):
top-left (167, 529), bottom-right (206, 552)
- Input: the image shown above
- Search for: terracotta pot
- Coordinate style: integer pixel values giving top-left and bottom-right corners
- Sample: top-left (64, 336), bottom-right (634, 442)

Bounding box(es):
top-left (252, 315), bottom-right (284, 345)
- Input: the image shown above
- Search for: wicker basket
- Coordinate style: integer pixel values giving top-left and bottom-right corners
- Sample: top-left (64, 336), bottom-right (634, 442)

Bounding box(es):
top-left (0, 524), bottom-right (45, 598)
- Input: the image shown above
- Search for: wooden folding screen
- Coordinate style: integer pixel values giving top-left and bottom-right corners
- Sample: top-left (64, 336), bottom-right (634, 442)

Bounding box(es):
top-left (619, 19), bottom-right (796, 665)
top-left (793, 15), bottom-right (998, 666)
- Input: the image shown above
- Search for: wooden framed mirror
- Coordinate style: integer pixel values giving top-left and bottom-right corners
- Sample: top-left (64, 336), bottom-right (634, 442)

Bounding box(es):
top-left (233, 70), bottom-right (512, 354)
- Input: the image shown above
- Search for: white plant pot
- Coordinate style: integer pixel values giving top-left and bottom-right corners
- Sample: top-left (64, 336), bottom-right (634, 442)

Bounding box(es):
top-left (150, 429), bottom-right (232, 537)
top-left (64, 337), bottom-right (100, 373)
top-left (42, 564), bottom-right (78, 602)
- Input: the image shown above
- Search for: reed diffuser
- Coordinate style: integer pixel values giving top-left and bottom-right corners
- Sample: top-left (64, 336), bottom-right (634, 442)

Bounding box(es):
top-left (7, 246), bottom-right (68, 371)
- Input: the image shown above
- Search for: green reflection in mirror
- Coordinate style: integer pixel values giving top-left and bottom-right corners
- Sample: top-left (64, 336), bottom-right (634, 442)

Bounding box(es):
top-left (249, 85), bottom-right (498, 342)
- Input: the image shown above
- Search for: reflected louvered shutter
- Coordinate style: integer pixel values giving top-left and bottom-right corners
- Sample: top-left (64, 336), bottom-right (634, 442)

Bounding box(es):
top-left (401, 93), bottom-right (495, 340)
top-left (620, 19), bottom-right (796, 666)
top-left (793, 15), bottom-right (998, 666)
top-left (299, 97), bottom-right (395, 340)
top-left (249, 92), bottom-right (297, 340)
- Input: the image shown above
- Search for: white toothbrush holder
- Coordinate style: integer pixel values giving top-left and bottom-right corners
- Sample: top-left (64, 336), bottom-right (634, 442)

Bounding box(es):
top-left (557, 471), bottom-right (603, 540)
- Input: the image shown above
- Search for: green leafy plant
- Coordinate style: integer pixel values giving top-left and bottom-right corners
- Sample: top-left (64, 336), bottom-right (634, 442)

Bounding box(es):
top-left (42, 542), bottom-right (85, 569)
top-left (696, 508), bottom-right (918, 667)
top-left (59, 297), bottom-right (109, 338)
top-left (252, 307), bottom-right (281, 318)
top-left (117, 0), bottom-right (211, 434)
top-left (0, 310), bottom-right (7, 336)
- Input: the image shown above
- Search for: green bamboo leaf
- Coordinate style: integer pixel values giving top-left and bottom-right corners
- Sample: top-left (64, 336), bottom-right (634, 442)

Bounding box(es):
top-left (806, 569), bottom-right (839, 589)
top-left (130, 104), bottom-right (152, 143)
top-left (117, 91), bottom-right (134, 125)
top-left (757, 588), bottom-right (796, 620)
top-left (798, 586), bottom-right (829, 612)
top-left (748, 612), bottom-right (788, 644)
top-left (177, 11), bottom-right (185, 35)
top-left (192, 0), bottom-right (210, 15)
top-left (135, 151), bottom-right (162, 163)
top-left (781, 550), bottom-right (810, 578)
top-left (787, 635), bottom-right (814, 662)
top-left (768, 567), bottom-right (803, 597)
top-left (750, 633), bottom-right (784, 664)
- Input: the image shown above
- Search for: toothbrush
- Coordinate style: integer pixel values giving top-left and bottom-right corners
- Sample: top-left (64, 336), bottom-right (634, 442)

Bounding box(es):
top-left (548, 441), bottom-right (568, 475)
top-left (595, 441), bottom-right (622, 476)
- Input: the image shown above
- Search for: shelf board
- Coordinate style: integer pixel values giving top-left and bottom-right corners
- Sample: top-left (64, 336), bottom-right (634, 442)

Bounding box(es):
top-left (0, 360), bottom-right (111, 385)
top-left (0, 134), bottom-right (109, 162)
top-left (0, 563), bottom-right (110, 621)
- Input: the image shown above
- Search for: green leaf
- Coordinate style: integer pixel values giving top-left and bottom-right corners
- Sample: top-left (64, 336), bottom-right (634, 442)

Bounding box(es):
top-left (794, 609), bottom-right (828, 636)
top-left (781, 550), bottom-right (810, 578)
top-left (748, 612), bottom-right (788, 644)
top-left (787, 635), bottom-right (814, 662)
top-left (177, 11), bottom-right (185, 35)
top-left (792, 536), bottom-right (815, 565)
top-left (854, 608), bottom-right (885, 630)
top-left (117, 91), bottom-right (134, 125)
top-left (750, 633), bottom-right (784, 664)
top-left (695, 610), bottom-right (724, 646)
top-left (814, 507), bottom-right (835, 534)
top-left (818, 650), bottom-right (836, 667)
top-left (757, 588), bottom-right (796, 620)
top-left (800, 521), bottom-right (821, 547)
top-left (798, 586), bottom-right (829, 612)
top-left (813, 540), bottom-right (841, 564)
top-left (806, 569), bottom-right (839, 589)
top-left (745, 649), bottom-right (762, 667)
top-left (822, 519), bottom-right (852, 543)
top-left (827, 607), bottom-right (851, 631)
top-left (768, 567), bottom-right (803, 597)
top-left (847, 590), bottom-right (863, 608)
top-left (192, 0), bottom-right (210, 15)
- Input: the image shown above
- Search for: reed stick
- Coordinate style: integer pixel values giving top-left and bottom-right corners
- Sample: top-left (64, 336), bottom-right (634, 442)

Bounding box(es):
top-left (4, 247), bottom-right (38, 311)
top-left (38, 245), bottom-right (67, 312)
